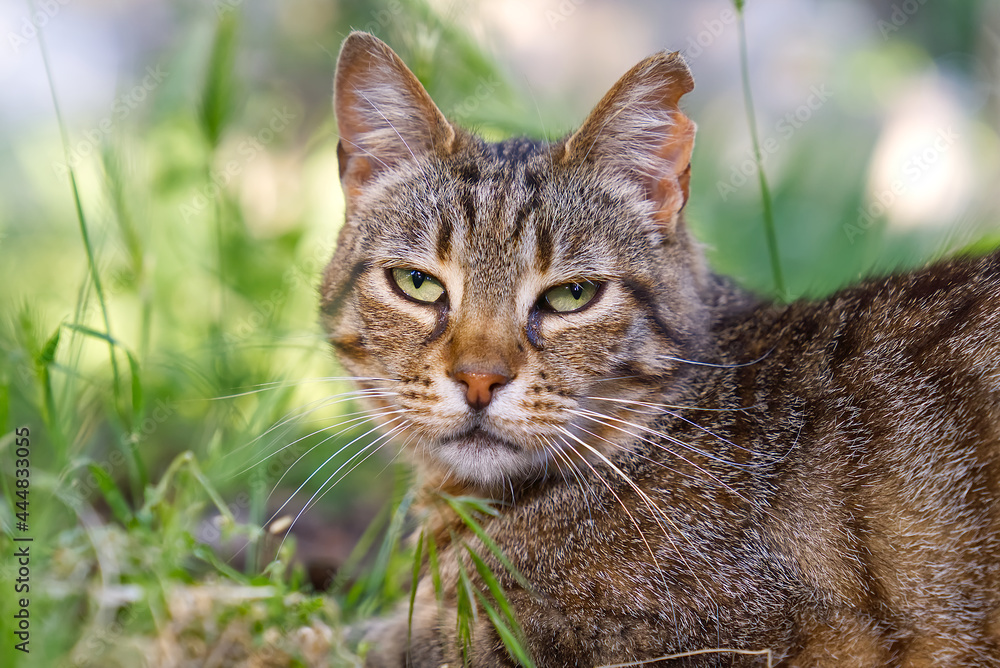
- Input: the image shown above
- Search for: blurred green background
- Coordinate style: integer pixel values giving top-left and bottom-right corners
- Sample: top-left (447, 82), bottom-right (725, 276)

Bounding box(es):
top-left (0, 0), bottom-right (998, 665)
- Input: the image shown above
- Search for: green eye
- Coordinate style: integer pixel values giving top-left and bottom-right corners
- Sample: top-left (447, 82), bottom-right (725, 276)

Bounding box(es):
top-left (391, 268), bottom-right (445, 304)
top-left (541, 281), bottom-right (600, 313)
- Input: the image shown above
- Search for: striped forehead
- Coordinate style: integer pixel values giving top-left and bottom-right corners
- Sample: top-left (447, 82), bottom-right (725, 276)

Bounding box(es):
top-left (439, 139), bottom-right (552, 279)
top-left (367, 137), bottom-right (637, 290)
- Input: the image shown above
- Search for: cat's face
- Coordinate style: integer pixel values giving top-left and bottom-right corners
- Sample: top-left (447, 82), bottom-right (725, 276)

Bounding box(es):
top-left (322, 33), bottom-right (707, 492)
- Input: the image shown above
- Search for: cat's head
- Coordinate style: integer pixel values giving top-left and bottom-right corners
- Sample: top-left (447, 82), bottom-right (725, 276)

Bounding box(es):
top-left (321, 32), bottom-right (710, 494)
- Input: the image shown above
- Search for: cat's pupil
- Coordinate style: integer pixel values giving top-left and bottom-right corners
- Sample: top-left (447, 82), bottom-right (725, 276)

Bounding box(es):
top-left (411, 271), bottom-right (425, 289)
top-left (570, 283), bottom-right (583, 300)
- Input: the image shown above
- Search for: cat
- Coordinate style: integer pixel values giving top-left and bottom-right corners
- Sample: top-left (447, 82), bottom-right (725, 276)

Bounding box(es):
top-left (320, 31), bottom-right (1000, 667)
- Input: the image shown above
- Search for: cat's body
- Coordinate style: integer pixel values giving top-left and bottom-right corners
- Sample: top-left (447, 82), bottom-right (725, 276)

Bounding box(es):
top-left (322, 32), bottom-right (1000, 666)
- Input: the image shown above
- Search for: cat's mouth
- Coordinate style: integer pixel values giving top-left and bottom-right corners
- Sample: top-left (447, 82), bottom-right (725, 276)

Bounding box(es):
top-left (442, 427), bottom-right (520, 452)
top-left (430, 427), bottom-right (545, 487)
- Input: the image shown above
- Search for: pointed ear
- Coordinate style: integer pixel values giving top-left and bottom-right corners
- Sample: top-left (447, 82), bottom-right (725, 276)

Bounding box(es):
top-left (561, 51), bottom-right (696, 231)
top-left (334, 32), bottom-right (455, 203)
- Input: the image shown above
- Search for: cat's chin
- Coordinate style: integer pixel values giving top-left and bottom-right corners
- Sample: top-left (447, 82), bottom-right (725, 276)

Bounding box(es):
top-left (430, 428), bottom-right (549, 489)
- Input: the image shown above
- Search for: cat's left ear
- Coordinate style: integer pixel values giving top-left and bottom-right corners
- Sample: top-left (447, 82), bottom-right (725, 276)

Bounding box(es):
top-left (562, 51), bottom-right (696, 231)
top-left (334, 32), bottom-right (455, 204)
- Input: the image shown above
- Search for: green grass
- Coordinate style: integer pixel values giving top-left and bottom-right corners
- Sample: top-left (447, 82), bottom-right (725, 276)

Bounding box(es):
top-left (0, 2), bottom-right (540, 664)
top-left (0, 0), bottom-right (997, 666)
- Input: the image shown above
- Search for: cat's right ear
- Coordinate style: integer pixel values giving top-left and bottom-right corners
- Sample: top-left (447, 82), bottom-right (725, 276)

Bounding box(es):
top-left (561, 51), bottom-right (696, 233)
top-left (334, 32), bottom-right (455, 203)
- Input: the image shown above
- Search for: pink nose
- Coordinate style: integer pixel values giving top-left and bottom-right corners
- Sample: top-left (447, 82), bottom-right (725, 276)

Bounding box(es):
top-left (454, 371), bottom-right (509, 410)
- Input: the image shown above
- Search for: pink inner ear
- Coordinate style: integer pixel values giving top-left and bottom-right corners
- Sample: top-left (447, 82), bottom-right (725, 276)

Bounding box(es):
top-left (656, 114), bottom-right (696, 173)
top-left (651, 179), bottom-right (685, 225)
top-left (558, 51), bottom-right (697, 230)
top-left (333, 32), bottom-right (454, 201)
top-left (337, 140), bottom-right (372, 206)
top-left (654, 113), bottom-right (697, 222)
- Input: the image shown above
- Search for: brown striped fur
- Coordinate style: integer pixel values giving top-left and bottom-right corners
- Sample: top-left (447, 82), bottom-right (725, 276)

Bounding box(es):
top-left (321, 32), bottom-right (1000, 666)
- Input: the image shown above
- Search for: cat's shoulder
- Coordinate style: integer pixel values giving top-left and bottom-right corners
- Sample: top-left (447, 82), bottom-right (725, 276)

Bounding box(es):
top-left (712, 247), bottom-right (1000, 381)
top-left (828, 246), bottom-right (1000, 338)
top-left (852, 246), bottom-right (1000, 305)
top-left (748, 246), bottom-right (1000, 330)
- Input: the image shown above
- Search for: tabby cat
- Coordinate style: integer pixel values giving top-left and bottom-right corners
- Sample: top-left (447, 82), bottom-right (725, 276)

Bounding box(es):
top-left (320, 31), bottom-right (1000, 666)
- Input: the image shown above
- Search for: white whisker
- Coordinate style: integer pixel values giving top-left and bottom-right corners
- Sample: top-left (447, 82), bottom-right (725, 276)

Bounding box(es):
top-left (266, 415), bottom-right (409, 526)
top-left (588, 395), bottom-right (755, 414)
top-left (209, 376), bottom-right (398, 400)
top-left (660, 348), bottom-right (773, 369)
top-left (561, 424), bottom-right (722, 593)
top-left (544, 435), bottom-right (596, 522)
top-left (663, 409), bottom-right (784, 459)
top-left (569, 409), bottom-right (750, 505)
top-left (554, 427), bottom-right (666, 568)
top-left (255, 407), bottom-right (410, 489)
top-left (575, 405), bottom-right (766, 464)
top-left (553, 428), bottom-right (683, 632)
top-left (280, 421), bottom-right (410, 551)
top-left (226, 387), bottom-right (399, 461)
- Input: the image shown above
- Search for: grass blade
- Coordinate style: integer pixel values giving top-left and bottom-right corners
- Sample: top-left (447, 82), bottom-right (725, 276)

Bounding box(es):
top-left (465, 543), bottom-right (535, 667)
top-left (407, 528), bottom-right (425, 645)
top-left (336, 502), bottom-right (390, 598)
top-left (63, 323), bottom-right (149, 489)
top-left (464, 545), bottom-right (516, 629)
top-left (455, 555), bottom-right (477, 666)
top-left (426, 529), bottom-right (443, 603)
top-left (87, 463), bottom-right (134, 525)
top-left (344, 470), bottom-right (416, 614)
top-left (733, 0), bottom-right (786, 299)
top-left (200, 12), bottom-right (240, 148)
top-left (442, 494), bottom-right (530, 592)
top-left (33, 324), bottom-right (67, 457)
top-left (473, 588), bottom-right (535, 668)
top-left (36, 21), bottom-right (127, 424)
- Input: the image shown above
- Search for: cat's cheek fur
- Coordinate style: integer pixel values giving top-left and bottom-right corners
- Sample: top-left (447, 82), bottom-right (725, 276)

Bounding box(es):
top-left (357, 280), bottom-right (438, 345)
top-left (539, 286), bottom-right (676, 378)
